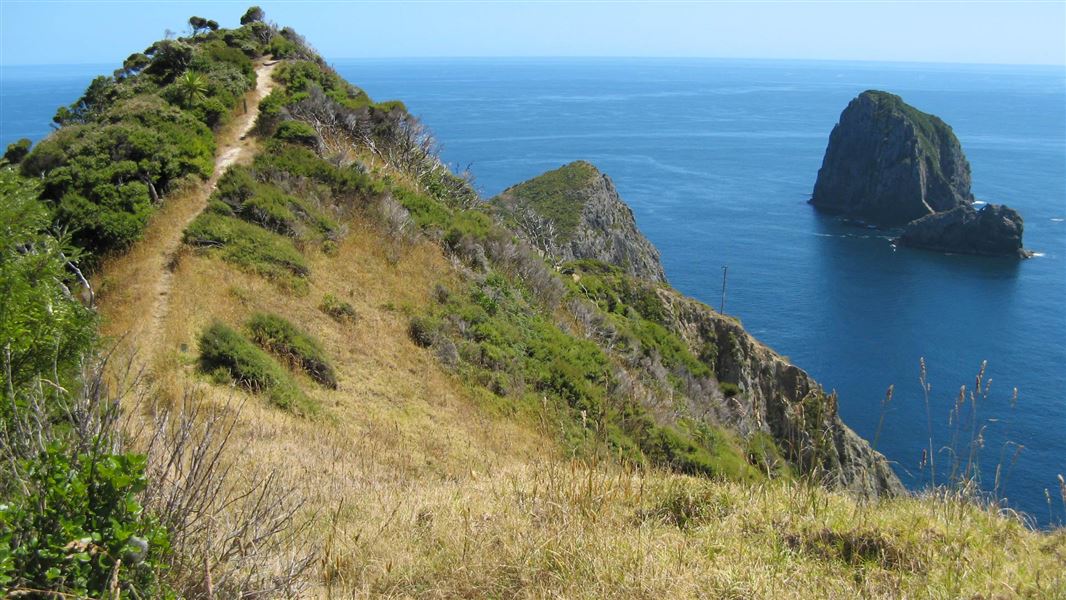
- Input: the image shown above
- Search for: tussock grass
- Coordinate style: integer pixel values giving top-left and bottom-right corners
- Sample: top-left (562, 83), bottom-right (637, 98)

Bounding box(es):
top-left (247, 312), bottom-right (338, 388)
top-left (308, 458), bottom-right (1065, 599)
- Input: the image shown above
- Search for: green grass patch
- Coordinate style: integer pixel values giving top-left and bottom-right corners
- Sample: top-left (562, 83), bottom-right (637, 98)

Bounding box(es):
top-left (198, 321), bottom-right (315, 414)
top-left (247, 313), bottom-right (338, 389)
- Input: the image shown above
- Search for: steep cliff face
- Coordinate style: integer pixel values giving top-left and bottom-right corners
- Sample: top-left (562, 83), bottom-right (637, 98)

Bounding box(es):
top-left (811, 90), bottom-right (974, 226)
top-left (656, 290), bottom-right (905, 498)
top-left (898, 203), bottom-right (1031, 258)
top-left (492, 161), bottom-right (667, 283)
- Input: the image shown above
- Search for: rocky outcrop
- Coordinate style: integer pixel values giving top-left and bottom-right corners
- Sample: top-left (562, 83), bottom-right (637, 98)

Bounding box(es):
top-left (657, 290), bottom-right (905, 498)
top-left (898, 203), bottom-right (1032, 258)
top-left (811, 90), bottom-right (974, 226)
top-left (493, 161), bottom-right (666, 283)
top-left (496, 160), bottom-right (902, 497)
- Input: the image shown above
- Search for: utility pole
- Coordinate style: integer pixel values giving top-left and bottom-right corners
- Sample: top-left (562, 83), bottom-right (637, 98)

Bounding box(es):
top-left (720, 265), bottom-right (728, 314)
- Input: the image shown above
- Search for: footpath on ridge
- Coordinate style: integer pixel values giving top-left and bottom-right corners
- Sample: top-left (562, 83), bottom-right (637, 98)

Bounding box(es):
top-left (99, 60), bottom-right (280, 369)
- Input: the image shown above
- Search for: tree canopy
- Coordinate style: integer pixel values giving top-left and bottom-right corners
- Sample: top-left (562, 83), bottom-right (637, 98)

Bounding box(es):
top-left (240, 5), bottom-right (265, 25)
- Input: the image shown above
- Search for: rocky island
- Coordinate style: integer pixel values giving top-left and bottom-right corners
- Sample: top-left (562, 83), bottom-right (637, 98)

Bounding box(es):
top-left (811, 90), bottom-right (1029, 257)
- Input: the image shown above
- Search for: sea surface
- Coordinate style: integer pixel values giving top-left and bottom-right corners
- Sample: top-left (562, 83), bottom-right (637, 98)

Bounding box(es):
top-left (3, 58), bottom-right (1064, 526)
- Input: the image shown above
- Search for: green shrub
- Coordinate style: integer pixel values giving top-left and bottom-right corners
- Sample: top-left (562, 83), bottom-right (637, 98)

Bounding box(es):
top-left (274, 60), bottom-right (371, 111)
top-left (212, 165), bottom-right (339, 240)
top-left (254, 90), bottom-right (287, 135)
top-left (237, 185), bottom-right (301, 235)
top-left (746, 431), bottom-right (792, 478)
top-left (373, 99), bottom-right (407, 113)
top-left (247, 313), bottom-right (338, 389)
top-left (2, 138), bottom-right (31, 164)
top-left (408, 316), bottom-right (439, 348)
top-left (267, 34), bottom-right (301, 59)
top-left (0, 170), bottom-right (96, 392)
top-left (0, 170), bottom-right (168, 597)
top-left (254, 142), bottom-right (378, 197)
top-left (642, 426), bottom-right (720, 476)
top-left (718, 381), bottom-right (741, 398)
top-left (320, 293), bottom-right (357, 322)
top-left (198, 321), bottom-right (314, 413)
top-left (23, 95), bottom-right (216, 256)
top-left (0, 445), bottom-right (171, 597)
top-left (183, 212), bottom-right (309, 280)
top-left (274, 120), bottom-right (319, 146)
top-left (215, 165), bottom-right (257, 205)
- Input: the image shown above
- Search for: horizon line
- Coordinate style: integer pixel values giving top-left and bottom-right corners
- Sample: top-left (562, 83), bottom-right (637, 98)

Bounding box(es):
top-left (3, 54), bottom-right (1065, 69)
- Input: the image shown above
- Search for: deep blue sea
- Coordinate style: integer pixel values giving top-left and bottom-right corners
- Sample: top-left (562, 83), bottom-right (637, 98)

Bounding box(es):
top-left (3, 58), bottom-right (1064, 526)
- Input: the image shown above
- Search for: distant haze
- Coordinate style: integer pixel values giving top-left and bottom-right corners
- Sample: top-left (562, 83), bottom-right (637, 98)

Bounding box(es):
top-left (1, 1), bottom-right (1064, 66)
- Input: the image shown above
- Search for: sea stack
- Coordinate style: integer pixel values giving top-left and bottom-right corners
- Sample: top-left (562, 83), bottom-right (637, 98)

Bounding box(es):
top-left (811, 90), bottom-right (1030, 257)
top-left (492, 161), bottom-right (667, 282)
top-left (810, 90), bottom-right (974, 226)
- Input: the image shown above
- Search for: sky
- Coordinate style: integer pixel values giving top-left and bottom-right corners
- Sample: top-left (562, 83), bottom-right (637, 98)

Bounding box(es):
top-left (1, 1), bottom-right (1064, 66)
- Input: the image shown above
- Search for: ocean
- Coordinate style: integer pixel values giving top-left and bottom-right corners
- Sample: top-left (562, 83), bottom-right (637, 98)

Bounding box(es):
top-left (3, 57), bottom-right (1064, 526)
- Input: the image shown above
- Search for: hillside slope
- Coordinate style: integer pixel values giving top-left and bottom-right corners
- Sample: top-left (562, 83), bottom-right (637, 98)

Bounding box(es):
top-left (9, 10), bottom-right (1058, 599)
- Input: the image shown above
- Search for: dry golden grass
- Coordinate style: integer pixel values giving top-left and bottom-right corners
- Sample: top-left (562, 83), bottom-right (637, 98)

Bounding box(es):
top-left (95, 202), bottom-right (1065, 598)
top-left (93, 65), bottom-right (1064, 598)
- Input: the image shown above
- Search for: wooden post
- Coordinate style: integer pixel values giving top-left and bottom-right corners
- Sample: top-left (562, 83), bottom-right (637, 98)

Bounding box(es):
top-left (720, 265), bottom-right (728, 314)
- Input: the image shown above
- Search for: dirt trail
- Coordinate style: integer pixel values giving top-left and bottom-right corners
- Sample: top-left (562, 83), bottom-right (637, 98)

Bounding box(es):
top-left (138, 60), bottom-right (279, 364)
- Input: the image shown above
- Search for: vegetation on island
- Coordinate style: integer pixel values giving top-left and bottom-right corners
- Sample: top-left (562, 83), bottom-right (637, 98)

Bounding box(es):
top-left (862, 89), bottom-right (956, 173)
top-left (1, 7), bottom-right (1063, 599)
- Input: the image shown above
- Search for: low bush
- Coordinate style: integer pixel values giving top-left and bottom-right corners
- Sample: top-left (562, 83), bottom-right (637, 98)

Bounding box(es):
top-left (408, 316), bottom-right (439, 348)
top-left (214, 165), bottom-right (339, 239)
top-left (198, 321), bottom-right (314, 413)
top-left (184, 212), bottom-right (309, 281)
top-left (274, 120), bottom-right (318, 147)
top-left (2, 138), bottom-right (31, 164)
top-left (718, 381), bottom-right (741, 398)
top-left (320, 293), bottom-right (357, 322)
top-left (24, 95), bottom-right (216, 256)
top-left (247, 313), bottom-right (337, 388)
top-left (254, 142), bottom-right (378, 198)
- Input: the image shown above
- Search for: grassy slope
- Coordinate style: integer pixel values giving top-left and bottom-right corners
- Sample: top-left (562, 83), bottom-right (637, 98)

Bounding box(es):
top-left (92, 63), bottom-right (1065, 600)
top-left (113, 215), bottom-right (1066, 598)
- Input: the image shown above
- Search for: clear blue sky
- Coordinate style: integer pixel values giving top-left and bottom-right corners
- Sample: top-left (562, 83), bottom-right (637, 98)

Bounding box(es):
top-left (1, 1), bottom-right (1064, 66)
